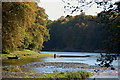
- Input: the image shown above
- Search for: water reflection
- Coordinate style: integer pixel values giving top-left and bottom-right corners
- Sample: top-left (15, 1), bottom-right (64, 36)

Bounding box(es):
top-left (40, 51), bottom-right (118, 67)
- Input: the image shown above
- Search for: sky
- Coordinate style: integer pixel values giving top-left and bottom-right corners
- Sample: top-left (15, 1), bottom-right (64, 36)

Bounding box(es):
top-left (38, 0), bottom-right (65, 20)
top-left (38, 0), bottom-right (119, 20)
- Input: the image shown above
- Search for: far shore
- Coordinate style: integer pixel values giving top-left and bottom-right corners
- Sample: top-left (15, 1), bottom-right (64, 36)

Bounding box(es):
top-left (41, 50), bottom-right (108, 53)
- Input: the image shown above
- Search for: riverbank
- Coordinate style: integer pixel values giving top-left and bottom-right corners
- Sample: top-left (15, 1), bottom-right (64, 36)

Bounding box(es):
top-left (2, 51), bottom-right (118, 79)
top-left (2, 62), bottom-right (93, 79)
top-left (2, 62), bottom-right (118, 78)
top-left (2, 70), bottom-right (93, 79)
top-left (1, 49), bottom-right (54, 59)
top-left (2, 62), bottom-right (94, 78)
top-left (2, 61), bottom-right (118, 79)
top-left (2, 50), bottom-right (55, 66)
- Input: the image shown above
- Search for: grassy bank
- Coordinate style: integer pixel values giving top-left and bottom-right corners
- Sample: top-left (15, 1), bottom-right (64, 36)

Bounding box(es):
top-left (2, 50), bottom-right (94, 79)
top-left (2, 50), bottom-right (54, 66)
top-left (3, 68), bottom-right (94, 79)
top-left (1, 49), bottom-right (54, 59)
top-left (38, 71), bottom-right (94, 79)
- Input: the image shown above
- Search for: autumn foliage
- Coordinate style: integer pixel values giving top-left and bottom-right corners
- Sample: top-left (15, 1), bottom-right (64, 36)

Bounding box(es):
top-left (2, 2), bottom-right (49, 53)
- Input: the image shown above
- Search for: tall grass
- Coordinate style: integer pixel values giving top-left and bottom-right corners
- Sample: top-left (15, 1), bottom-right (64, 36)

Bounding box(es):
top-left (37, 71), bottom-right (94, 79)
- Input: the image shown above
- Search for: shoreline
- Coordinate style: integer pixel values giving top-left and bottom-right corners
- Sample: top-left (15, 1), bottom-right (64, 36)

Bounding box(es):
top-left (1, 49), bottom-right (54, 59)
top-left (2, 62), bottom-right (118, 78)
top-left (41, 50), bottom-right (106, 53)
top-left (3, 62), bottom-right (106, 69)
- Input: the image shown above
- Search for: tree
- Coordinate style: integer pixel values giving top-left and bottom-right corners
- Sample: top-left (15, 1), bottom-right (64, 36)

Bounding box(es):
top-left (62, 0), bottom-right (120, 68)
top-left (96, 2), bottom-right (120, 68)
top-left (44, 0), bottom-right (120, 68)
top-left (28, 7), bottom-right (49, 51)
top-left (63, 0), bottom-right (116, 14)
top-left (2, 2), bottom-right (50, 53)
top-left (2, 2), bottom-right (37, 53)
top-left (43, 14), bottom-right (108, 52)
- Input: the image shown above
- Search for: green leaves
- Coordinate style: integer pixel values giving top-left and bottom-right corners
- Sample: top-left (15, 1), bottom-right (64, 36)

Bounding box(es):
top-left (44, 14), bottom-right (106, 52)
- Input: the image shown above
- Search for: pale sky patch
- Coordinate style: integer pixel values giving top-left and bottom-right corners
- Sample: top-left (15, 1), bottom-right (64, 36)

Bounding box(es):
top-left (38, 0), bottom-right (119, 20)
top-left (38, 1), bottom-right (65, 20)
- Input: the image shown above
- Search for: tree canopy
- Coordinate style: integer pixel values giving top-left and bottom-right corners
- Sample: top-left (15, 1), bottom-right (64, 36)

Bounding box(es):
top-left (43, 1), bottom-right (120, 68)
top-left (43, 14), bottom-right (109, 52)
top-left (2, 2), bottom-right (49, 53)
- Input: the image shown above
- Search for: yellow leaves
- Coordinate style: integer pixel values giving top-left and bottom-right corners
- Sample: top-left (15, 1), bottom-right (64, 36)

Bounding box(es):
top-left (2, 2), bottom-right (50, 52)
top-left (61, 22), bottom-right (65, 24)
top-left (2, 2), bottom-right (38, 52)
top-left (60, 18), bottom-right (69, 24)
top-left (75, 23), bottom-right (86, 27)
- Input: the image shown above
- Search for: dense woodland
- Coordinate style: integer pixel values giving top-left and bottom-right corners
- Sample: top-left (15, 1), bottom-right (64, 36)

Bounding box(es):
top-left (43, 14), bottom-right (119, 53)
top-left (2, 2), bottom-right (49, 53)
top-left (43, 14), bottom-right (108, 52)
top-left (43, 2), bottom-right (120, 54)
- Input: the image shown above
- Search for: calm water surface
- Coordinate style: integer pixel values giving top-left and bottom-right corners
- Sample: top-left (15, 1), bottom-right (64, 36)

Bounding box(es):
top-left (40, 51), bottom-right (118, 67)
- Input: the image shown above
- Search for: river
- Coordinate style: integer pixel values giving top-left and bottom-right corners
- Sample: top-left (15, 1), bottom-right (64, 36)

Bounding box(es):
top-left (30, 51), bottom-right (119, 79)
top-left (40, 51), bottom-right (118, 67)
top-left (3, 51), bottom-right (119, 79)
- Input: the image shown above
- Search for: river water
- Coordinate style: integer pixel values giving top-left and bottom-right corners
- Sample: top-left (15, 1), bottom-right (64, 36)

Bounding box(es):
top-left (31, 51), bottom-right (119, 79)
top-left (40, 51), bottom-right (118, 67)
